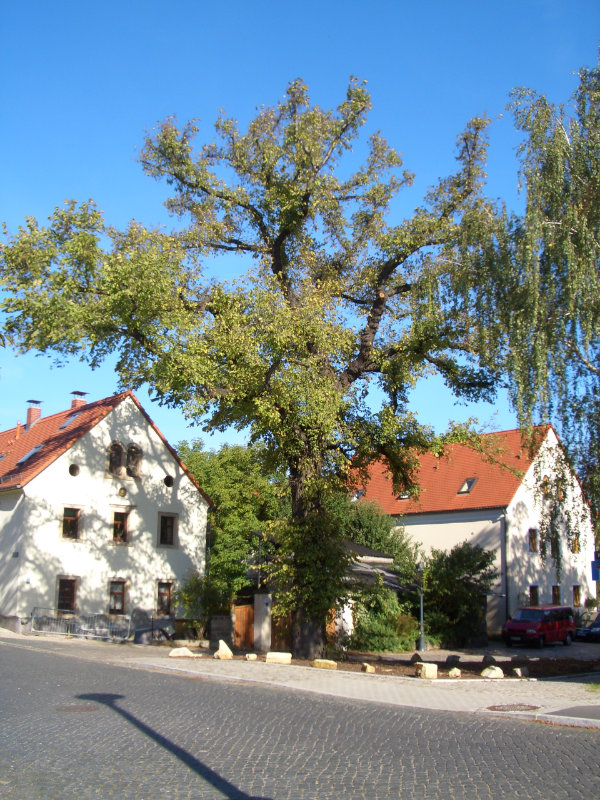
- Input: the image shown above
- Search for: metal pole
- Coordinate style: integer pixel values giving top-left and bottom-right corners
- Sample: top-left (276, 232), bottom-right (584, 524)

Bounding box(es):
top-left (419, 587), bottom-right (425, 651)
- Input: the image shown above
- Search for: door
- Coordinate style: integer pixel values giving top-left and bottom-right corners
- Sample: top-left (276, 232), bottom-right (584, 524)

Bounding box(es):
top-left (234, 603), bottom-right (254, 650)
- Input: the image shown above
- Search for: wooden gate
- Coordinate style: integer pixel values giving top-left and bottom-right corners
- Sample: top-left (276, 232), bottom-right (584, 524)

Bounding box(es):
top-left (233, 603), bottom-right (254, 650)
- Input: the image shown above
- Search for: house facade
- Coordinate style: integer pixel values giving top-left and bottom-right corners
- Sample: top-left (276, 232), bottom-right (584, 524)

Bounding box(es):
top-left (0, 392), bottom-right (211, 632)
top-left (358, 426), bottom-right (597, 635)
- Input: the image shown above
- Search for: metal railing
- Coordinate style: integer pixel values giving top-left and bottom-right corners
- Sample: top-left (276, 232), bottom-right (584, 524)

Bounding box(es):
top-left (31, 607), bottom-right (132, 640)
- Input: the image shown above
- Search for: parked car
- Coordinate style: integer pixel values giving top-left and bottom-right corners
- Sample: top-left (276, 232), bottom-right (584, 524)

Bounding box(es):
top-left (502, 605), bottom-right (575, 648)
top-left (576, 611), bottom-right (600, 642)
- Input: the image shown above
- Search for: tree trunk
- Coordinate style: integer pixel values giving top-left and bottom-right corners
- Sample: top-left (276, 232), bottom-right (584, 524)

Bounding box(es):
top-left (291, 607), bottom-right (326, 660)
top-left (288, 458), bottom-right (328, 659)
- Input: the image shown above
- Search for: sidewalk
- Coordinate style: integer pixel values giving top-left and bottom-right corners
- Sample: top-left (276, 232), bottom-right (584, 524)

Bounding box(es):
top-left (3, 628), bottom-right (600, 728)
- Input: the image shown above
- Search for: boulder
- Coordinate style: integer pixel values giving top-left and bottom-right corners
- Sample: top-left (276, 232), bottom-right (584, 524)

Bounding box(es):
top-left (481, 665), bottom-right (504, 679)
top-left (415, 662), bottom-right (438, 680)
top-left (448, 667), bottom-right (461, 678)
top-left (214, 639), bottom-right (233, 660)
top-left (361, 663), bottom-right (376, 674)
top-left (512, 666), bottom-right (529, 678)
top-left (245, 653), bottom-right (258, 661)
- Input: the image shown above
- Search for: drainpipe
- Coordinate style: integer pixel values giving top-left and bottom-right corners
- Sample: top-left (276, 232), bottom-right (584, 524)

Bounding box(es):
top-left (502, 509), bottom-right (510, 621)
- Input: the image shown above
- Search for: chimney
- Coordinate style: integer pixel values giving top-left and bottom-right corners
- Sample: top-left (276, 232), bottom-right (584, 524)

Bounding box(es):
top-left (71, 391), bottom-right (88, 410)
top-left (26, 400), bottom-right (42, 429)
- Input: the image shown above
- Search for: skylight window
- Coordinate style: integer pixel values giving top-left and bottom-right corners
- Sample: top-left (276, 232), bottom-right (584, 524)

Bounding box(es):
top-left (458, 477), bottom-right (477, 494)
top-left (16, 444), bottom-right (43, 466)
top-left (397, 491), bottom-right (410, 500)
top-left (59, 413), bottom-right (81, 430)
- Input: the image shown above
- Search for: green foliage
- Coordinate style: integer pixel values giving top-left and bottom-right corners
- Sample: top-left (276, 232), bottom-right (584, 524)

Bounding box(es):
top-left (266, 513), bottom-right (351, 627)
top-left (423, 541), bottom-right (498, 647)
top-left (0, 79), bottom-right (501, 651)
top-left (324, 492), bottom-right (419, 577)
top-left (349, 576), bottom-right (418, 652)
top-left (177, 440), bottom-right (288, 603)
top-left (173, 572), bottom-right (231, 630)
top-left (468, 58), bottom-right (600, 537)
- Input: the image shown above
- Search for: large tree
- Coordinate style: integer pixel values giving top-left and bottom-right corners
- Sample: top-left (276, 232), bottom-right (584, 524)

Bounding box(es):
top-left (470, 59), bottom-right (600, 533)
top-left (0, 79), bottom-right (500, 656)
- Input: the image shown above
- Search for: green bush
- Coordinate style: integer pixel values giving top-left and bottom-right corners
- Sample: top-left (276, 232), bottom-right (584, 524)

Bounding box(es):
top-left (348, 577), bottom-right (418, 653)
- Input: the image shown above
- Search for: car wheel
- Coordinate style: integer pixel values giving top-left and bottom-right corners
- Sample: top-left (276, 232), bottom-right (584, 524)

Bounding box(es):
top-left (564, 633), bottom-right (572, 646)
top-left (538, 636), bottom-right (545, 649)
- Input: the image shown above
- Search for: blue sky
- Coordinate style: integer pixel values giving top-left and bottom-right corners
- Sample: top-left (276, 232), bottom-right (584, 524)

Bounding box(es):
top-left (1, 1), bottom-right (598, 448)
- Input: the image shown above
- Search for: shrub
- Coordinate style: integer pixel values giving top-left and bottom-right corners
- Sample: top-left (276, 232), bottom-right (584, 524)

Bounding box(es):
top-left (348, 577), bottom-right (418, 652)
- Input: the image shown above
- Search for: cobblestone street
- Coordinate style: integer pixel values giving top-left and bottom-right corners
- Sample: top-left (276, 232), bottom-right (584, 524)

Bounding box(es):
top-left (1, 637), bottom-right (599, 799)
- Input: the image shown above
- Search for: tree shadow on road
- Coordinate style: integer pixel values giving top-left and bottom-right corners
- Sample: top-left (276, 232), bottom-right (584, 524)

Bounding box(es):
top-left (78, 693), bottom-right (272, 800)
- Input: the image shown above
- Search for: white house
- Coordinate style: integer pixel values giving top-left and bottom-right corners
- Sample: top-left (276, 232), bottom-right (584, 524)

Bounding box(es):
top-left (0, 392), bottom-right (211, 633)
top-left (358, 426), bottom-right (597, 635)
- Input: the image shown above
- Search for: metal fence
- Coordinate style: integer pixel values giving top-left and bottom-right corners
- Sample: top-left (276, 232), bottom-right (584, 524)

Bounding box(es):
top-left (31, 607), bottom-right (133, 640)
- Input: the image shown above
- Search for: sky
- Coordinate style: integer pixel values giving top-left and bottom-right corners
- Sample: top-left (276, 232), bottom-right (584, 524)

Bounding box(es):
top-left (1, 1), bottom-right (598, 449)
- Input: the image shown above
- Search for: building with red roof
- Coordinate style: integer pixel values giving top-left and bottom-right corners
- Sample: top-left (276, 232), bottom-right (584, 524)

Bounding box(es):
top-left (0, 392), bottom-right (211, 633)
top-left (357, 426), bottom-right (596, 636)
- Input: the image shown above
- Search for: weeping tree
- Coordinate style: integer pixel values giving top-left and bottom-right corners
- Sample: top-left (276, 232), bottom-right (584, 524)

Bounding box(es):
top-left (470, 58), bottom-right (600, 539)
top-left (0, 79), bottom-right (501, 656)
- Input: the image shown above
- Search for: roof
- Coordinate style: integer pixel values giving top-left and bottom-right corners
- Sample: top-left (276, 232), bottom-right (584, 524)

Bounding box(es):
top-left (358, 426), bottom-right (551, 516)
top-left (0, 391), bottom-right (212, 505)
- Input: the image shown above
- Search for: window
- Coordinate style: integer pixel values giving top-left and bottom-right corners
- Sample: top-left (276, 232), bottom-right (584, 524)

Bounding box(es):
top-left (112, 511), bottom-right (129, 543)
top-left (58, 578), bottom-right (76, 611)
top-left (126, 444), bottom-right (142, 477)
top-left (158, 513), bottom-right (178, 547)
top-left (571, 534), bottom-right (580, 554)
top-left (458, 477), bottom-right (477, 494)
top-left (16, 444), bottom-right (43, 465)
top-left (108, 442), bottom-right (125, 476)
top-left (528, 528), bottom-right (538, 553)
top-left (552, 585), bottom-right (561, 605)
top-left (59, 412), bottom-right (81, 430)
top-left (108, 441), bottom-right (142, 478)
top-left (573, 585), bottom-right (582, 607)
top-left (157, 581), bottom-right (174, 616)
top-left (62, 508), bottom-right (80, 540)
top-left (529, 585), bottom-right (539, 606)
top-left (109, 580), bottom-right (126, 614)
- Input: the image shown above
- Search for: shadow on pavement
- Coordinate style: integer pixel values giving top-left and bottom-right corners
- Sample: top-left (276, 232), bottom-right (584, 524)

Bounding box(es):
top-left (78, 693), bottom-right (272, 800)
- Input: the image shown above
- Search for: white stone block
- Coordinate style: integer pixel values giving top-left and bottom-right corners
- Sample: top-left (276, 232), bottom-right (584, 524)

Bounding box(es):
top-left (265, 651), bottom-right (292, 664)
top-left (311, 658), bottom-right (337, 670)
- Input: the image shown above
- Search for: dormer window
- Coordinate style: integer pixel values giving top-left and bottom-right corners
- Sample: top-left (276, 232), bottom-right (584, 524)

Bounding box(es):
top-left (458, 477), bottom-right (477, 494)
top-left (59, 413), bottom-right (81, 431)
top-left (16, 444), bottom-right (43, 466)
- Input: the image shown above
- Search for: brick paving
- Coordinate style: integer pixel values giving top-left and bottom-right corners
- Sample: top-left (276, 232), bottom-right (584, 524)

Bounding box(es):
top-left (1, 634), bottom-right (600, 799)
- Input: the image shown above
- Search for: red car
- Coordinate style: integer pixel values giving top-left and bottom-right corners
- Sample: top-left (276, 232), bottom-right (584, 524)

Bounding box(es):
top-left (502, 605), bottom-right (575, 648)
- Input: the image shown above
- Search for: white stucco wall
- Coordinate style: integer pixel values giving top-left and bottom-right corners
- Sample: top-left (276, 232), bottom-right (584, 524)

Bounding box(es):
top-left (395, 429), bottom-right (597, 636)
top-left (504, 429), bottom-right (596, 616)
top-left (0, 490), bottom-right (26, 618)
top-left (3, 396), bottom-right (208, 621)
top-left (398, 509), bottom-right (506, 635)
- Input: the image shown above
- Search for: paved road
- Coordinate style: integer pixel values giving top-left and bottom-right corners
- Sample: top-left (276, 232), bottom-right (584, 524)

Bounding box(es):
top-left (1, 638), bottom-right (599, 799)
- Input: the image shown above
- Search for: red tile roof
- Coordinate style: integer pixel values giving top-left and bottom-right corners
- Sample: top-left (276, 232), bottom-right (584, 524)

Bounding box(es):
top-left (0, 392), bottom-right (212, 504)
top-left (358, 427), bottom-right (551, 516)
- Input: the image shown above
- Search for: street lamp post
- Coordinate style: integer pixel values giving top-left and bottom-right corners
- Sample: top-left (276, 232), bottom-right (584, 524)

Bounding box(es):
top-left (416, 564), bottom-right (426, 652)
